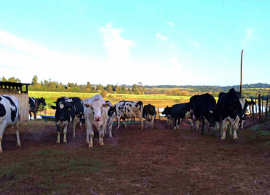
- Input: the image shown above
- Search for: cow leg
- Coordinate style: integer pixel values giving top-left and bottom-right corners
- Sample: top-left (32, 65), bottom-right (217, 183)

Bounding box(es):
top-left (0, 123), bottom-right (6, 153)
top-left (221, 120), bottom-right (230, 140)
top-left (123, 119), bottom-right (127, 129)
top-left (109, 121), bottom-right (113, 138)
top-left (117, 115), bottom-right (121, 129)
top-left (201, 119), bottom-right (205, 135)
top-left (240, 120), bottom-right (245, 130)
top-left (56, 125), bottom-right (61, 143)
top-left (73, 117), bottom-right (78, 138)
top-left (194, 120), bottom-right (200, 131)
top-left (63, 124), bottom-right (68, 143)
top-left (99, 127), bottom-right (105, 146)
top-left (151, 116), bottom-right (155, 130)
top-left (15, 120), bottom-right (21, 148)
top-left (233, 117), bottom-right (240, 140)
top-left (173, 117), bottom-right (177, 130)
top-left (34, 111), bottom-right (37, 120)
top-left (29, 111), bottom-right (32, 120)
top-left (140, 116), bottom-right (143, 130)
top-left (229, 124), bottom-right (233, 136)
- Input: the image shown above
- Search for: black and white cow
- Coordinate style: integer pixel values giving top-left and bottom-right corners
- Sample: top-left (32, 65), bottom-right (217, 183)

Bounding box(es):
top-left (189, 93), bottom-right (217, 135)
top-left (29, 97), bottom-right (46, 119)
top-left (83, 94), bottom-right (110, 147)
top-left (214, 88), bottom-right (246, 140)
top-left (111, 100), bottom-right (144, 129)
top-left (105, 100), bottom-right (115, 137)
top-left (168, 103), bottom-right (192, 130)
top-left (0, 95), bottom-right (21, 153)
top-left (162, 106), bottom-right (173, 128)
top-left (51, 97), bottom-right (84, 143)
top-left (143, 104), bottom-right (156, 130)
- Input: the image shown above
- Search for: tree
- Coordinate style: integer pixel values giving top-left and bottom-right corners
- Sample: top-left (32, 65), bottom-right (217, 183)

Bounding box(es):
top-left (2, 77), bottom-right (7, 82)
top-left (32, 75), bottom-right (38, 85)
top-left (107, 84), bottom-right (113, 93)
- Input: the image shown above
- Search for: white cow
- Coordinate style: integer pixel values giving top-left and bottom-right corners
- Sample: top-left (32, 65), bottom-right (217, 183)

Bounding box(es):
top-left (0, 95), bottom-right (21, 153)
top-left (83, 94), bottom-right (110, 147)
top-left (114, 101), bottom-right (144, 130)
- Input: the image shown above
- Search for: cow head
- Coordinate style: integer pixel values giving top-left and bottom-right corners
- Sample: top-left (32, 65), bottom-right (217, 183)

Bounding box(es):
top-left (51, 101), bottom-right (72, 125)
top-left (162, 106), bottom-right (171, 116)
top-left (107, 105), bottom-right (116, 117)
top-left (38, 97), bottom-right (47, 106)
top-left (84, 100), bottom-right (110, 121)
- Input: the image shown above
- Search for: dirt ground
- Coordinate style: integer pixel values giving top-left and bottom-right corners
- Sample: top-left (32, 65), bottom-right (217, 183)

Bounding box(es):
top-left (0, 118), bottom-right (270, 195)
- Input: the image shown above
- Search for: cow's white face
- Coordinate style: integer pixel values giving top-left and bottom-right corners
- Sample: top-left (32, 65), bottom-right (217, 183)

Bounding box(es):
top-left (85, 100), bottom-right (109, 121)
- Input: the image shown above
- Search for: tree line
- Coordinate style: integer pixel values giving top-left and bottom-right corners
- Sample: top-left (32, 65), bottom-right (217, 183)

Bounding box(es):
top-left (1, 76), bottom-right (269, 99)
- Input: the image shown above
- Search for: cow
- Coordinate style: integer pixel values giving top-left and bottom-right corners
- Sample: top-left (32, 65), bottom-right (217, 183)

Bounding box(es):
top-left (189, 93), bottom-right (217, 135)
top-left (29, 97), bottom-right (46, 119)
top-left (51, 97), bottom-right (84, 143)
top-left (0, 95), bottom-right (21, 153)
top-left (168, 103), bottom-right (192, 130)
top-left (83, 94), bottom-right (110, 147)
top-left (214, 88), bottom-right (246, 140)
top-left (105, 100), bottom-right (115, 137)
top-left (111, 100), bottom-right (144, 130)
top-left (162, 106), bottom-right (173, 128)
top-left (143, 104), bottom-right (156, 129)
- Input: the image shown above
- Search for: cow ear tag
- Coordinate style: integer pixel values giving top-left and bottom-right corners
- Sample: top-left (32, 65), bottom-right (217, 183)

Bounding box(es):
top-left (68, 107), bottom-right (71, 110)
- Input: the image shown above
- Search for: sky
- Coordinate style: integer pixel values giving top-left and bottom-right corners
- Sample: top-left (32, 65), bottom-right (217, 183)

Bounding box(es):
top-left (0, 0), bottom-right (269, 86)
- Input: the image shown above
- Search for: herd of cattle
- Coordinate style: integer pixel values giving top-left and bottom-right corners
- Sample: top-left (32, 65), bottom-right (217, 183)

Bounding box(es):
top-left (0, 88), bottom-right (253, 152)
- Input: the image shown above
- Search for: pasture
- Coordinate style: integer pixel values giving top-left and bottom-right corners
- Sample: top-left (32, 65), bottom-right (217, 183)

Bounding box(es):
top-left (28, 91), bottom-right (191, 112)
top-left (1, 119), bottom-right (270, 195)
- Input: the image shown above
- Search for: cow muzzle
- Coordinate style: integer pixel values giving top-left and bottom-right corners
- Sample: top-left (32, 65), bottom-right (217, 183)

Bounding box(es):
top-left (94, 116), bottom-right (101, 121)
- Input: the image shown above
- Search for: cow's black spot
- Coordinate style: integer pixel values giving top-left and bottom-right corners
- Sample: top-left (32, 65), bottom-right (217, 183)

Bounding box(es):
top-left (127, 108), bottom-right (130, 112)
top-left (0, 103), bottom-right (6, 118)
top-left (3, 96), bottom-right (18, 122)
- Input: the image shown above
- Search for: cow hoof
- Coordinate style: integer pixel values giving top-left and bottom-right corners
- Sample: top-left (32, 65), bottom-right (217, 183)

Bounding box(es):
top-left (64, 141), bottom-right (67, 144)
top-left (89, 143), bottom-right (93, 148)
top-left (17, 144), bottom-right (21, 148)
top-left (73, 135), bottom-right (76, 138)
top-left (221, 136), bottom-right (226, 140)
top-left (100, 142), bottom-right (104, 146)
top-left (233, 135), bottom-right (238, 140)
top-left (57, 141), bottom-right (60, 144)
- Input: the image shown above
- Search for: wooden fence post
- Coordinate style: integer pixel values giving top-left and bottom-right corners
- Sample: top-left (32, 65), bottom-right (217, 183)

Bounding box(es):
top-left (258, 94), bottom-right (261, 122)
top-left (266, 97), bottom-right (269, 125)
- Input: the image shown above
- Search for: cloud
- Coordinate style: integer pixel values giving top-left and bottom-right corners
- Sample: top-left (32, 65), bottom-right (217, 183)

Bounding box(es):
top-left (100, 24), bottom-right (135, 60)
top-left (156, 33), bottom-right (168, 41)
top-left (0, 30), bottom-right (66, 60)
top-left (166, 22), bottom-right (174, 27)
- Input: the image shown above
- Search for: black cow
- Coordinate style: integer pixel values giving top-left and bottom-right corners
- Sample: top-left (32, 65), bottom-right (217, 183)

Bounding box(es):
top-left (29, 97), bottom-right (46, 119)
top-left (163, 103), bottom-right (191, 130)
top-left (51, 97), bottom-right (84, 143)
top-left (214, 88), bottom-right (246, 140)
top-left (0, 95), bottom-right (21, 153)
top-left (190, 93), bottom-right (216, 135)
top-left (162, 106), bottom-right (173, 128)
top-left (143, 104), bottom-right (157, 129)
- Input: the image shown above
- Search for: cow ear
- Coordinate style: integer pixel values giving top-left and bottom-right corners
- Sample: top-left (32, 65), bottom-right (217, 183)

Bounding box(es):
top-left (84, 103), bottom-right (92, 108)
top-left (102, 103), bottom-right (109, 108)
top-left (51, 106), bottom-right (57, 110)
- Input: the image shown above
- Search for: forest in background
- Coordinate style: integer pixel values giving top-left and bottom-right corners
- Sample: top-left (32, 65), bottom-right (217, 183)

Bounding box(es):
top-left (1, 75), bottom-right (270, 99)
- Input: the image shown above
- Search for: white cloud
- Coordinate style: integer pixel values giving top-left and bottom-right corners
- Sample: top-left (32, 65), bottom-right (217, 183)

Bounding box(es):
top-left (100, 24), bottom-right (135, 60)
top-left (166, 22), bottom-right (174, 27)
top-left (156, 33), bottom-right (168, 41)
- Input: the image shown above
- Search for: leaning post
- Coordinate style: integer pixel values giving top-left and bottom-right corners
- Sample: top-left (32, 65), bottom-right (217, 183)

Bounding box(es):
top-left (258, 94), bottom-right (261, 122)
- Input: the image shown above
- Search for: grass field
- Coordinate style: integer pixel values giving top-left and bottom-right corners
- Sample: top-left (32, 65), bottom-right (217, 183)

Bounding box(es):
top-left (28, 91), bottom-right (192, 110)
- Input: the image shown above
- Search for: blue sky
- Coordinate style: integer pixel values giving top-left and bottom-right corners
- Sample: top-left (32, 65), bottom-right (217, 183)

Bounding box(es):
top-left (0, 0), bottom-right (269, 86)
